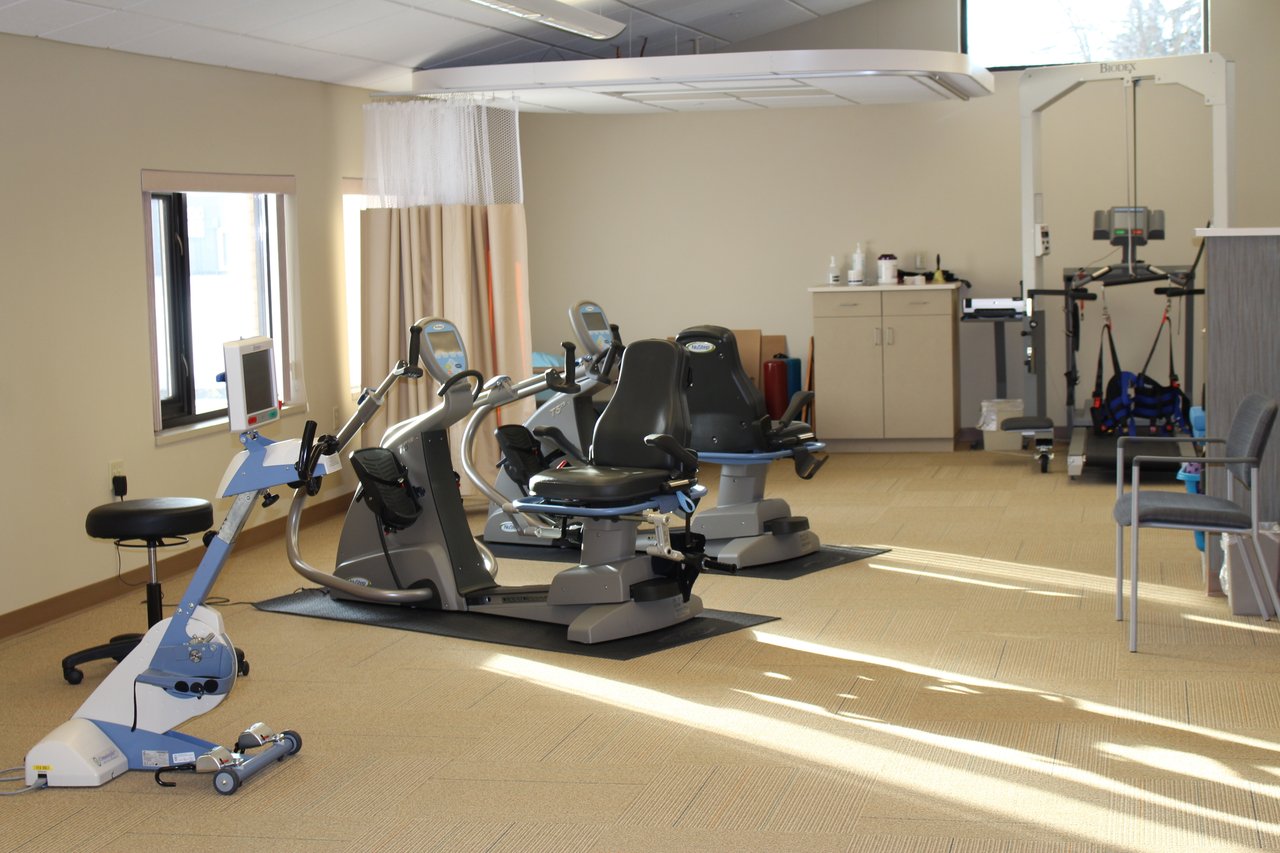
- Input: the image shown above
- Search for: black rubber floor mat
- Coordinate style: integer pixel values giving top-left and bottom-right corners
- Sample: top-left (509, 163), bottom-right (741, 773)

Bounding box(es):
top-left (253, 588), bottom-right (778, 660)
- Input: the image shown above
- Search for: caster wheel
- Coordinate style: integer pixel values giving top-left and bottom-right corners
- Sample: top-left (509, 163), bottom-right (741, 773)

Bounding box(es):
top-left (236, 649), bottom-right (250, 677)
top-left (1039, 455), bottom-right (1050, 473)
top-left (281, 730), bottom-right (302, 756)
top-left (63, 668), bottom-right (84, 686)
top-left (213, 770), bottom-right (240, 795)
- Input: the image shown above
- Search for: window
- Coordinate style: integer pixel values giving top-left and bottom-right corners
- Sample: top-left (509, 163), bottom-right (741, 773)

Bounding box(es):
top-left (962, 0), bottom-right (1206, 70)
top-left (143, 172), bottom-right (297, 432)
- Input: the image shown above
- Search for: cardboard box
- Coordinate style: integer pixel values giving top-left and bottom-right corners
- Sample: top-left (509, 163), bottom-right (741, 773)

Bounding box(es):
top-left (731, 329), bottom-right (762, 387)
top-left (731, 330), bottom-right (789, 390)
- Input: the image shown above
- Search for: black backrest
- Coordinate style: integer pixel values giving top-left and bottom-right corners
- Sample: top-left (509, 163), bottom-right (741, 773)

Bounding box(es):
top-left (590, 339), bottom-right (691, 470)
top-left (675, 325), bottom-right (768, 453)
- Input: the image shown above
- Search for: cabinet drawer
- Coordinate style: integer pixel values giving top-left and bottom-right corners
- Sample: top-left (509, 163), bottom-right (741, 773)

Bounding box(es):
top-left (813, 291), bottom-right (881, 318)
top-left (882, 289), bottom-right (952, 317)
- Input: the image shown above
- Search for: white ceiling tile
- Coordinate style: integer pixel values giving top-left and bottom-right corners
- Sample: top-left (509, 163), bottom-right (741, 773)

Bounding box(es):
top-left (41, 8), bottom-right (172, 47)
top-left (0, 0), bottom-right (107, 35)
top-left (304, 8), bottom-right (485, 66)
top-left (0, 0), bottom-right (976, 109)
top-left (125, 0), bottom-right (259, 29)
top-left (251, 0), bottom-right (401, 44)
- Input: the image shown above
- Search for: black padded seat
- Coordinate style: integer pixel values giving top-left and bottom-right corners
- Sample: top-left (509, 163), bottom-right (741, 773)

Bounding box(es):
top-left (1002, 416), bottom-right (1054, 432)
top-left (86, 497), bottom-right (214, 542)
top-left (529, 338), bottom-right (697, 508)
top-left (528, 466), bottom-right (675, 505)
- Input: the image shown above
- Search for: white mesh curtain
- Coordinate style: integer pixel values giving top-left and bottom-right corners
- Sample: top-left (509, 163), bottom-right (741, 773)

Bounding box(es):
top-left (360, 98), bottom-right (533, 494)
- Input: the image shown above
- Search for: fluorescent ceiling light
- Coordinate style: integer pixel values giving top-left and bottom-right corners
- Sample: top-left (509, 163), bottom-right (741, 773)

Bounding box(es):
top-left (464, 0), bottom-right (625, 40)
top-left (412, 49), bottom-right (996, 114)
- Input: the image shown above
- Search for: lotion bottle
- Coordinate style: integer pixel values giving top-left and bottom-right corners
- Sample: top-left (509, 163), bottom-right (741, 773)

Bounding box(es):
top-left (848, 243), bottom-right (865, 285)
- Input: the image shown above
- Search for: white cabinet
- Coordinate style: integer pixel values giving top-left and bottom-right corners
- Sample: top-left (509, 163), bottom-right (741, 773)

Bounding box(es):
top-left (811, 285), bottom-right (959, 451)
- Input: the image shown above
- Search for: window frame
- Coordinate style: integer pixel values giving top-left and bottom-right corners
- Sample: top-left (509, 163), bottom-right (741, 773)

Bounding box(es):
top-left (141, 171), bottom-right (298, 435)
top-left (960, 0), bottom-right (1209, 72)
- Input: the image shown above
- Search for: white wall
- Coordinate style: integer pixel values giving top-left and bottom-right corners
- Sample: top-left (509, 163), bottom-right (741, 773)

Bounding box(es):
top-left (0, 35), bottom-right (367, 617)
top-left (2, 0), bottom-right (1276, 619)
top-left (518, 0), bottom-right (1280, 428)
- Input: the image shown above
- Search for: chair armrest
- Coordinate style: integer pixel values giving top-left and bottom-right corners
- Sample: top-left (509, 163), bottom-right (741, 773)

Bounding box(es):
top-left (1129, 455), bottom-right (1259, 493)
top-left (1131, 454), bottom-right (1257, 469)
top-left (778, 390), bottom-right (814, 426)
top-left (531, 425), bottom-right (588, 466)
top-left (644, 433), bottom-right (698, 471)
top-left (1114, 435), bottom-right (1222, 497)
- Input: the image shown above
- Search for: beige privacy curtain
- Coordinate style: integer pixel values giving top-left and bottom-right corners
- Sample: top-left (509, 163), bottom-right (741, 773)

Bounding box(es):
top-left (361, 100), bottom-right (533, 495)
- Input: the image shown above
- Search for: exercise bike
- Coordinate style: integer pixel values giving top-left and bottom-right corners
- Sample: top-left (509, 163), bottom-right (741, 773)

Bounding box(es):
top-left (24, 338), bottom-right (324, 794)
top-left (286, 317), bottom-right (706, 644)
top-left (464, 300), bottom-right (626, 549)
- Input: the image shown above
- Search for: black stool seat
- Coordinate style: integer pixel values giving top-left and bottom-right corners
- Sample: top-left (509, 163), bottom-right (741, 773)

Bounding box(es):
top-left (64, 496), bottom-right (241, 686)
top-left (86, 497), bottom-right (213, 542)
top-left (1002, 416), bottom-right (1055, 432)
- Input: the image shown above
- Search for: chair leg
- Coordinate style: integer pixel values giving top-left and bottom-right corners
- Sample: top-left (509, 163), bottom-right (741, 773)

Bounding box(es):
top-left (1248, 534), bottom-right (1280, 621)
top-left (1115, 523), bottom-right (1125, 621)
top-left (1237, 535), bottom-right (1279, 621)
top-left (1129, 525), bottom-right (1140, 652)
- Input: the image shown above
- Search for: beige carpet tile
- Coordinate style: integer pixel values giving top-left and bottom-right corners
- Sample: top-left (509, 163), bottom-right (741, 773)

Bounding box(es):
top-left (614, 763), bottom-right (717, 827)
top-left (1105, 775), bottom-right (1266, 852)
top-left (8, 449), bottom-right (1280, 852)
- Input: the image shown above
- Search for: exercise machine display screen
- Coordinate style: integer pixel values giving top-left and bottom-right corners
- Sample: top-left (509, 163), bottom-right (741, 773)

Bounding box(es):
top-left (570, 301), bottom-right (612, 356)
top-left (223, 336), bottom-right (280, 431)
top-left (422, 322), bottom-right (468, 382)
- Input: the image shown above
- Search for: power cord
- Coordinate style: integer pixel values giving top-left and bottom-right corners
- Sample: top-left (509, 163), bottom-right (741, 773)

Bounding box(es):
top-left (0, 766), bottom-right (47, 795)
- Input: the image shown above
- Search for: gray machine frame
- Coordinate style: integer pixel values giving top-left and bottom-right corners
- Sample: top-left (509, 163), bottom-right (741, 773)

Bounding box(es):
top-left (288, 316), bottom-right (703, 644)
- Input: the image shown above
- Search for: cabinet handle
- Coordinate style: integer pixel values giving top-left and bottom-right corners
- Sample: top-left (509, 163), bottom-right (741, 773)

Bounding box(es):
top-left (886, 327), bottom-right (895, 345)
top-left (838, 302), bottom-right (861, 308)
top-left (873, 327), bottom-right (881, 346)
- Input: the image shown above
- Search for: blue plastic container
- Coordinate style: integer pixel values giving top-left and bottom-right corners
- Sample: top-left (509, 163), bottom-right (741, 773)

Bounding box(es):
top-left (1178, 406), bottom-right (1207, 552)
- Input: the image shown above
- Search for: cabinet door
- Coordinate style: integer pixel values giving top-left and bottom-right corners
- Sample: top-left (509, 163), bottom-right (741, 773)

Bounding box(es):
top-left (814, 315), bottom-right (884, 438)
top-left (882, 313), bottom-right (954, 438)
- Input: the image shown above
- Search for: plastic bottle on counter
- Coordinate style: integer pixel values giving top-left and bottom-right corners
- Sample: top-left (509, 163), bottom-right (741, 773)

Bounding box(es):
top-left (827, 256), bottom-right (842, 285)
top-left (848, 243), bottom-right (865, 285)
top-left (877, 253), bottom-right (899, 285)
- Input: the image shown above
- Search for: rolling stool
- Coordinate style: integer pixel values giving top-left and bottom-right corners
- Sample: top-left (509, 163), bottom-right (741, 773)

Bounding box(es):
top-left (1001, 416), bottom-right (1056, 473)
top-left (62, 497), bottom-right (248, 685)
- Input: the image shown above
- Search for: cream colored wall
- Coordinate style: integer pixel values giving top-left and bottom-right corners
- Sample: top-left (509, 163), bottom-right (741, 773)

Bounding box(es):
top-left (0, 35), bottom-right (366, 617)
top-left (519, 0), bottom-right (1279, 430)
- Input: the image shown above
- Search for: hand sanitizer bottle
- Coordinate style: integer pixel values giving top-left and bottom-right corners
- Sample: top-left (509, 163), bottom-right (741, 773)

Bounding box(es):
top-left (827, 256), bottom-right (842, 285)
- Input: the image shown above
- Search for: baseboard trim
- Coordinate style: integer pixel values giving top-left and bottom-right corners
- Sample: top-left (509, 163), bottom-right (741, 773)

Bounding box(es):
top-left (0, 494), bottom-right (350, 642)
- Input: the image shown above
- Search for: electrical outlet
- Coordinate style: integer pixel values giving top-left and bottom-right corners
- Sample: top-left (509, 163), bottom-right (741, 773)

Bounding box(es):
top-left (1035, 223), bottom-right (1051, 257)
top-left (109, 459), bottom-right (125, 480)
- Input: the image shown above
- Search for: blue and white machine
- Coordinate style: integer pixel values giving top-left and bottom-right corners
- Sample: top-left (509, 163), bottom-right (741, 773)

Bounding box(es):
top-left (24, 339), bottom-right (335, 794)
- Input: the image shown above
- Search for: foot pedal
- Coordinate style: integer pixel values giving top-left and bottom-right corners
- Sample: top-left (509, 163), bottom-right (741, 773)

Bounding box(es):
top-left (764, 516), bottom-right (810, 536)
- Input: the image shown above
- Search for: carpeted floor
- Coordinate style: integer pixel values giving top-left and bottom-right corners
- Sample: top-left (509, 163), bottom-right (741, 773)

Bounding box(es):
top-left (4, 450), bottom-right (1280, 852)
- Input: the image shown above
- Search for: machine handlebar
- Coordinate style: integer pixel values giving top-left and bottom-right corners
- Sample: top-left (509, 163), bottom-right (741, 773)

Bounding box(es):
top-left (404, 321), bottom-right (426, 379)
top-left (544, 342), bottom-right (582, 395)
top-left (438, 369), bottom-right (484, 400)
